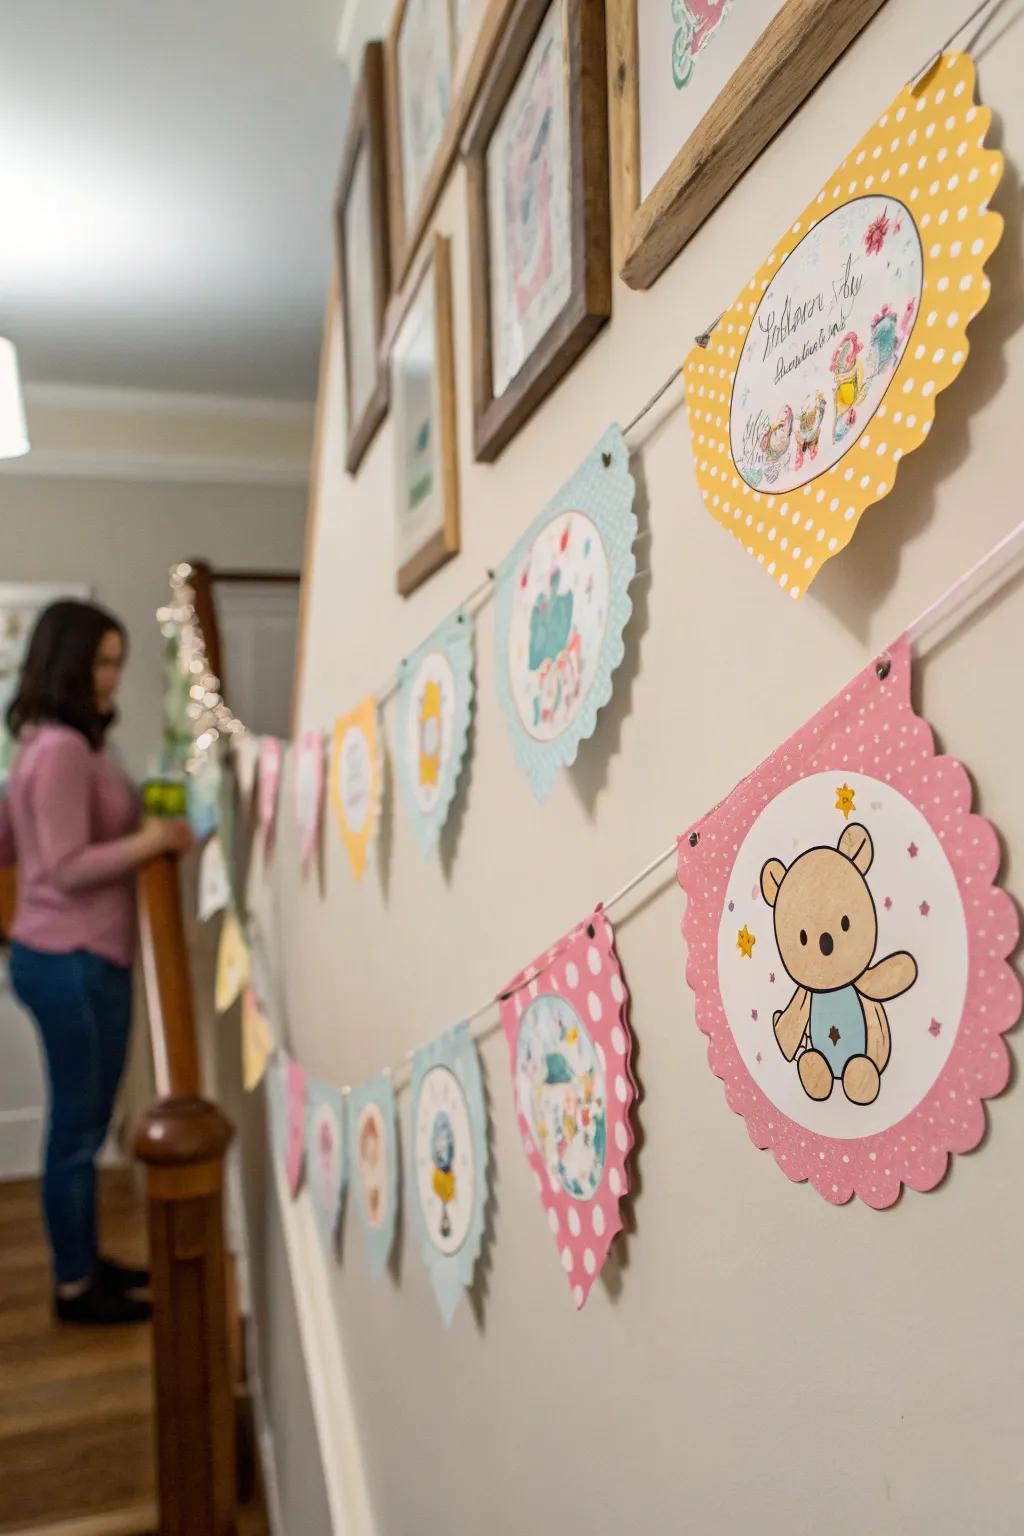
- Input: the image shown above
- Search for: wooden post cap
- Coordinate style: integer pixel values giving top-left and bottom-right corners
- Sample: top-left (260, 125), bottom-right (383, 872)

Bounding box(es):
top-left (135, 1097), bottom-right (235, 1168)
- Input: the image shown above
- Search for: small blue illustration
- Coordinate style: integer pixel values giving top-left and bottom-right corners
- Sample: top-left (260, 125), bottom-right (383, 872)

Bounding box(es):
top-left (346, 1073), bottom-right (398, 1277)
top-left (395, 610), bottom-right (474, 856)
top-left (408, 1023), bottom-right (489, 1326)
top-left (515, 995), bottom-right (606, 1200)
top-left (495, 425), bottom-right (636, 800)
top-left (305, 1078), bottom-right (347, 1247)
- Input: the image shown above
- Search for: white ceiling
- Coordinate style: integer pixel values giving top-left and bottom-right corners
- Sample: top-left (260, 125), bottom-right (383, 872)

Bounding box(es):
top-left (0, 0), bottom-right (350, 401)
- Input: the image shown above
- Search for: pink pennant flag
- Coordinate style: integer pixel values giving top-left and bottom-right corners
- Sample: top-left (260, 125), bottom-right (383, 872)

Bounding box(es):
top-left (258, 738), bottom-right (282, 843)
top-left (500, 909), bottom-right (637, 1309)
top-left (293, 730), bottom-right (325, 873)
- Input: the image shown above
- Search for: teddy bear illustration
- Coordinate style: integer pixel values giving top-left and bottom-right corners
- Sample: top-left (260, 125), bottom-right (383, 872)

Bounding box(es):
top-left (759, 824), bottom-right (918, 1106)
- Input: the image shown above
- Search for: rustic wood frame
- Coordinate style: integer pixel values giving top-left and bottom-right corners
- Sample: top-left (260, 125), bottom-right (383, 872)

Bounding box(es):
top-left (607, 0), bottom-right (888, 290)
top-left (385, 0), bottom-right (517, 287)
top-left (334, 42), bottom-right (392, 474)
top-left (388, 233), bottom-right (460, 597)
top-left (463, 0), bottom-right (611, 463)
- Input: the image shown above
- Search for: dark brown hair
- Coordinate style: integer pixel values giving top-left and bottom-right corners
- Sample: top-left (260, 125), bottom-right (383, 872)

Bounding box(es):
top-left (6, 600), bottom-right (127, 749)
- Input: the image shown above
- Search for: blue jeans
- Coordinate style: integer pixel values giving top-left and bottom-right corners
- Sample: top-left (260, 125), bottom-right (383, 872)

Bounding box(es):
top-left (9, 943), bottom-right (133, 1285)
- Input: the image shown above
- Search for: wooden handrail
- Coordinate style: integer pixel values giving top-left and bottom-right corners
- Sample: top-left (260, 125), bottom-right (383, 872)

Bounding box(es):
top-left (135, 1097), bottom-right (237, 1536)
top-left (138, 853), bottom-right (200, 1098)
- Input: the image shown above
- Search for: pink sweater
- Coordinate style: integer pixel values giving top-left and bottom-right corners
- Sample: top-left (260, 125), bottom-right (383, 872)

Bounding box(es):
top-left (0, 724), bottom-right (140, 967)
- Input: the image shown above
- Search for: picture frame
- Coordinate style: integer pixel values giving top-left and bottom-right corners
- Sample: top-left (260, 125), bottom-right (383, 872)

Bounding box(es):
top-left (389, 233), bottom-right (460, 597)
top-left (463, 0), bottom-right (611, 463)
top-left (385, 0), bottom-right (516, 286)
top-left (334, 42), bottom-right (392, 473)
top-left (607, 0), bottom-right (888, 290)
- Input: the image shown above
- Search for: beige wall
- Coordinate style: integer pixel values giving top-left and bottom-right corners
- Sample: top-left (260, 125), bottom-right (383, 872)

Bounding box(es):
top-left (258, 2), bottom-right (1024, 1531)
top-left (0, 474), bottom-right (306, 775)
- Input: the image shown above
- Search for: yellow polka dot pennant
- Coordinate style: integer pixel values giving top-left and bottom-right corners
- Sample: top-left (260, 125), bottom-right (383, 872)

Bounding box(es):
top-left (684, 53), bottom-right (1003, 599)
top-left (330, 695), bottom-right (383, 881)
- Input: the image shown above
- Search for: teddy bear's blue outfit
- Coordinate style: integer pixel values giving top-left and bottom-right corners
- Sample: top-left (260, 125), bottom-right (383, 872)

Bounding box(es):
top-left (809, 985), bottom-right (867, 1077)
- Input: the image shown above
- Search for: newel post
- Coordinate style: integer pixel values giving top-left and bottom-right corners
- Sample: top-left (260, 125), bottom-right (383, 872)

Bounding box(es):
top-left (135, 1097), bottom-right (237, 1536)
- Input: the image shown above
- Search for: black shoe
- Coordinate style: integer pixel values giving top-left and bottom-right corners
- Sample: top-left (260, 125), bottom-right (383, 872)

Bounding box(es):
top-left (98, 1255), bottom-right (151, 1294)
top-left (55, 1277), bottom-right (151, 1326)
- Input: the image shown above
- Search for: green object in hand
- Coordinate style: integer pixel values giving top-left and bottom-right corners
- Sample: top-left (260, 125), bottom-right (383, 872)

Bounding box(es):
top-left (142, 777), bottom-right (188, 818)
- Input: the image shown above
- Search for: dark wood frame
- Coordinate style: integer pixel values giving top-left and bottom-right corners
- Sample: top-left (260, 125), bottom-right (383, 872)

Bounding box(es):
top-left (334, 41), bottom-right (392, 474)
top-left (463, 0), bottom-right (611, 464)
top-left (388, 233), bottom-right (460, 596)
top-left (607, 0), bottom-right (888, 290)
top-left (385, 0), bottom-right (517, 287)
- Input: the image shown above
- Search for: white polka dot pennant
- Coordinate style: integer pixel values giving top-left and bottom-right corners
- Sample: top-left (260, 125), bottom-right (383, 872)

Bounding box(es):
top-left (499, 909), bottom-right (638, 1309)
top-left (684, 52), bottom-right (1003, 598)
top-left (676, 634), bottom-right (1020, 1207)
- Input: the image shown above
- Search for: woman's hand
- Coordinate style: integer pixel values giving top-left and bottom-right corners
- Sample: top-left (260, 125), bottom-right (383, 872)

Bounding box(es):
top-left (139, 818), bottom-right (195, 860)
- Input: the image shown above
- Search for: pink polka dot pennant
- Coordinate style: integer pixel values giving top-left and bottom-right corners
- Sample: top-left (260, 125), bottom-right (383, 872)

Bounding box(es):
top-left (258, 736), bottom-right (283, 845)
top-left (500, 909), bottom-right (638, 1308)
top-left (677, 635), bottom-right (1020, 1208)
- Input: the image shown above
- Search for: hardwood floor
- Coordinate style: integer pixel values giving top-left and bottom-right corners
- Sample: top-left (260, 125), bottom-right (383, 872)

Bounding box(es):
top-left (0, 1169), bottom-right (268, 1536)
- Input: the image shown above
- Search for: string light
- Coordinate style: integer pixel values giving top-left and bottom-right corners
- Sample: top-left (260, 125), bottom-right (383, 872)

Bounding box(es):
top-left (157, 561), bottom-right (245, 773)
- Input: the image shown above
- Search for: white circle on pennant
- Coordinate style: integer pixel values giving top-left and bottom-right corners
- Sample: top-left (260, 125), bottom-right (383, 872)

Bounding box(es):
top-left (516, 993), bottom-right (606, 1201)
top-left (507, 510), bottom-right (612, 743)
top-left (610, 973), bottom-right (625, 1004)
top-left (412, 1065), bottom-right (475, 1257)
top-left (561, 1246), bottom-right (574, 1272)
top-left (587, 945), bottom-right (602, 975)
top-left (583, 1248), bottom-right (596, 1275)
top-left (730, 198), bottom-right (923, 495)
top-left (339, 726), bottom-right (372, 834)
top-left (610, 1025), bottom-right (626, 1056)
top-left (587, 991), bottom-right (602, 1023)
top-left (718, 770), bottom-right (967, 1139)
top-left (567, 1206), bottom-right (581, 1236)
top-left (403, 649), bottom-right (456, 816)
top-left (591, 1205), bottom-right (605, 1237)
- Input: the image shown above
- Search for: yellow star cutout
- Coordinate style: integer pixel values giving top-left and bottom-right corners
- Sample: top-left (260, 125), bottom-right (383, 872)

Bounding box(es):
top-left (835, 782), bottom-right (856, 820)
top-left (736, 924), bottom-right (755, 959)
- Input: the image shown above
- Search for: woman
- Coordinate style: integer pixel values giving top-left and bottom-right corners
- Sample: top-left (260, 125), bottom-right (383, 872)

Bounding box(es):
top-left (0, 601), bottom-right (192, 1325)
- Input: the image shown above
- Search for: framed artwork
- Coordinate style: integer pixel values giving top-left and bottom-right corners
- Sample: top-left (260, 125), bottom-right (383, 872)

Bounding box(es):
top-left (607, 0), bottom-right (888, 288)
top-left (334, 42), bottom-right (391, 473)
top-left (385, 0), bottom-right (516, 285)
top-left (464, 0), bottom-right (611, 462)
top-left (389, 233), bottom-right (460, 596)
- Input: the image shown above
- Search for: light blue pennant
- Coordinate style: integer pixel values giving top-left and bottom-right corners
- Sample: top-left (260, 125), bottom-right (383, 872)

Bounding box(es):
top-left (346, 1073), bottom-right (398, 1276)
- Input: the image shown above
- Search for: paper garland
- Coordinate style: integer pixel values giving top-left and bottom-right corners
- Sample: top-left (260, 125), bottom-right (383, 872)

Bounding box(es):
top-left (677, 635), bottom-right (1020, 1208)
top-left (294, 729), bottom-right (325, 872)
top-left (285, 1058), bottom-right (308, 1197)
top-left (346, 1073), bottom-right (399, 1275)
top-left (306, 1079), bottom-right (347, 1245)
top-left (187, 755), bottom-right (222, 841)
top-left (215, 907), bottom-right (251, 1014)
top-left (395, 611), bottom-right (474, 856)
top-left (495, 425), bottom-right (637, 801)
top-left (684, 52), bottom-right (1003, 598)
top-left (500, 910), bottom-right (638, 1308)
top-left (407, 1024), bottom-right (488, 1325)
top-left (330, 697), bottom-right (383, 880)
top-left (234, 731), bottom-right (260, 803)
top-left (258, 737), bottom-right (282, 841)
top-left (242, 988), bottom-right (274, 1092)
top-left (198, 833), bottom-right (230, 923)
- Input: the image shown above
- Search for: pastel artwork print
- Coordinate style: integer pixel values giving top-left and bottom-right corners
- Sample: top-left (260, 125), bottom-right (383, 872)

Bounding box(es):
top-left (495, 426), bottom-right (637, 800)
top-left (395, 610), bottom-right (474, 856)
top-left (197, 833), bottom-right (230, 923)
top-left (258, 738), bottom-right (282, 840)
top-left (294, 729), bottom-right (325, 872)
top-left (330, 697), bottom-right (383, 881)
top-left (346, 1073), bottom-right (399, 1276)
top-left (500, 909), bottom-right (638, 1309)
top-left (306, 1079), bottom-right (347, 1245)
top-left (285, 1058), bottom-right (307, 1199)
top-left (684, 53), bottom-right (1003, 597)
top-left (671, 0), bottom-right (733, 89)
top-left (676, 637), bottom-right (1020, 1208)
top-left (408, 1024), bottom-right (488, 1325)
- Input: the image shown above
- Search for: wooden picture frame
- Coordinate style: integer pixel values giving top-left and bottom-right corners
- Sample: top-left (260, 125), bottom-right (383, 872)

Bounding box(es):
top-left (334, 42), bottom-right (391, 473)
top-left (388, 234), bottom-right (460, 597)
top-left (385, 0), bottom-right (516, 287)
top-left (607, 0), bottom-right (888, 290)
top-left (463, 0), bottom-right (611, 463)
